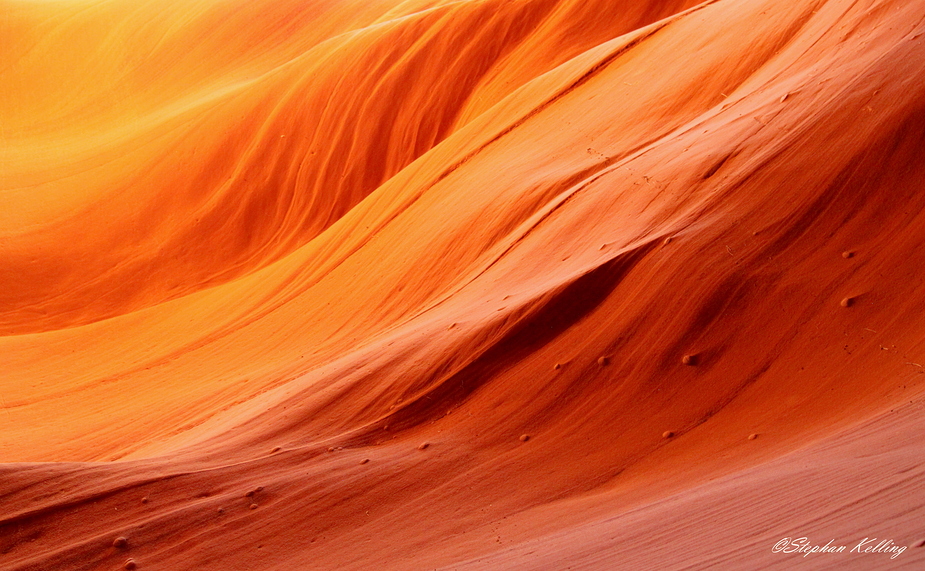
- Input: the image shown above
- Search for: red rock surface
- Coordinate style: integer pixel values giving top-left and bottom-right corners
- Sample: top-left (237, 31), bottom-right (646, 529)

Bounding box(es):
top-left (2, 0), bottom-right (925, 568)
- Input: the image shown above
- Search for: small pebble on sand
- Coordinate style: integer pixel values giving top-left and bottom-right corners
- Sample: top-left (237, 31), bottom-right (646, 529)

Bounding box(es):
top-left (748, 433), bottom-right (759, 440)
top-left (663, 431), bottom-right (675, 439)
top-left (841, 297), bottom-right (853, 308)
top-left (682, 354), bottom-right (698, 366)
top-left (113, 537), bottom-right (128, 548)
top-left (519, 434), bottom-right (530, 442)
top-left (418, 442), bottom-right (430, 451)
top-left (598, 356), bottom-right (610, 366)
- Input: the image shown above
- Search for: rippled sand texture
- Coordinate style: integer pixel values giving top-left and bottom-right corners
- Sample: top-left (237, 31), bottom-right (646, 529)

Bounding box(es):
top-left (3, 0), bottom-right (925, 568)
